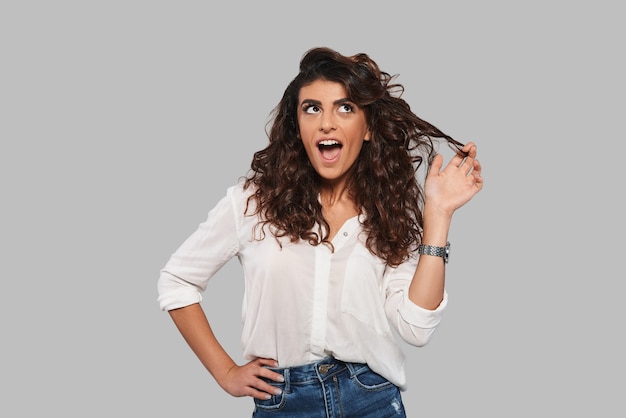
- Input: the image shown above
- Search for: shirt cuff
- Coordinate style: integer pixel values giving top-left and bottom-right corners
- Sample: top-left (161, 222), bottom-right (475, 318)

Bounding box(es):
top-left (157, 289), bottom-right (203, 311)
top-left (397, 290), bottom-right (448, 329)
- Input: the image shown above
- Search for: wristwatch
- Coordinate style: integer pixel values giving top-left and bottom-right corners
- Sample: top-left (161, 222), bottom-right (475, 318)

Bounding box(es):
top-left (417, 241), bottom-right (450, 264)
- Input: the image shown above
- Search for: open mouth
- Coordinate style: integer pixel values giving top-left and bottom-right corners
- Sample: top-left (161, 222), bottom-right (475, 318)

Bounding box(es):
top-left (317, 139), bottom-right (342, 161)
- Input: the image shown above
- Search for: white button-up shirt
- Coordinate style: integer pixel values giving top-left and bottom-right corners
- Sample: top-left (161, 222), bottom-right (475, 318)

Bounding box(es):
top-left (157, 181), bottom-right (447, 390)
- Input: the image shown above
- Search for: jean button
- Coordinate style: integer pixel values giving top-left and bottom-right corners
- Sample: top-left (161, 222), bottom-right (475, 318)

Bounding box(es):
top-left (319, 364), bottom-right (335, 374)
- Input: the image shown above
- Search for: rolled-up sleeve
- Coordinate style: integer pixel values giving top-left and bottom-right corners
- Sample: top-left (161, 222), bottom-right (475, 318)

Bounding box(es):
top-left (157, 186), bottom-right (241, 311)
top-left (383, 254), bottom-right (448, 347)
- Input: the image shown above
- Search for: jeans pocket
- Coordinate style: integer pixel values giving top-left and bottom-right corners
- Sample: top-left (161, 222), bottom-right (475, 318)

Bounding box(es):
top-left (351, 367), bottom-right (394, 391)
top-left (253, 382), bottom-right (286, 411)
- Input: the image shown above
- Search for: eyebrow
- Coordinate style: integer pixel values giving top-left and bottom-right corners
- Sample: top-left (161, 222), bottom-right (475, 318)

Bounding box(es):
top-left (300, 98), bottom-right (352, 106)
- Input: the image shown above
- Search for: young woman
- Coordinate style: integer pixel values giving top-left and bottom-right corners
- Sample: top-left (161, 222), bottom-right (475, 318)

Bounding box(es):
top-left (157, 47), bottom-right (483, 417)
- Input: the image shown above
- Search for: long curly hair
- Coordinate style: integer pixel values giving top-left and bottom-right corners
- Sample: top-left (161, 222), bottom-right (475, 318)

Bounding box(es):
top-left (243, 47), bottom-right (465, 267)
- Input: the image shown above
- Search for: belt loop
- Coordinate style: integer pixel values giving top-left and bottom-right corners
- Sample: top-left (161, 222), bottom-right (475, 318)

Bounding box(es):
top-left (345, 361), bottom-right (367, 378)
top-left (283, 367), bottom-right (291, 392)
top-left (345, 361), bottom-right (356, 378)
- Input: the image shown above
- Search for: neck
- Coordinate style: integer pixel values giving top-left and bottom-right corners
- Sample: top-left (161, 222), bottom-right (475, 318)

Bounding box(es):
top-left (319, 175), bottom-right (360, 212)
top-left (320, 184), bottom-right (350, 207)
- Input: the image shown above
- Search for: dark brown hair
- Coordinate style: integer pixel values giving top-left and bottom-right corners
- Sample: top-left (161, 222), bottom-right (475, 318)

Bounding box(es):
top-left (244, 47), bottom-right (464, 266)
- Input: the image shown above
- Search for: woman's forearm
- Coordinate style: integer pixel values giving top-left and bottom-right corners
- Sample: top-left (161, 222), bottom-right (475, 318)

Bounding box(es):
top-left (168, 303), bottom-right (236, 386)
top-left (408, 207), bottom-right (451, 310)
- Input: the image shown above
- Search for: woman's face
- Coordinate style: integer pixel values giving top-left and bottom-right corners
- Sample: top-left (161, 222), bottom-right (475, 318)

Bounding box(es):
top-left (297, 79), bottom-right (370, 187)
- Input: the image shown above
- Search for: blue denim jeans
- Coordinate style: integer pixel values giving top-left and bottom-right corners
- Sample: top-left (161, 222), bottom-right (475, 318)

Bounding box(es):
top-left (252, 357), bottom-right (406, 417)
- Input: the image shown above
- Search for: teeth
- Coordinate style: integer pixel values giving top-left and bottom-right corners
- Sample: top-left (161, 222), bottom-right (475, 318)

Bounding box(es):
top-left (319, 140), bottom-right (340, 146)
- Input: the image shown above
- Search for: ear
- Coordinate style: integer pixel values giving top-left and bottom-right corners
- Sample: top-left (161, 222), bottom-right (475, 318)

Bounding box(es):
top-left (364, 129), bottom-right (371, 141)
top-left (293, 119), bottom-right (301, 139)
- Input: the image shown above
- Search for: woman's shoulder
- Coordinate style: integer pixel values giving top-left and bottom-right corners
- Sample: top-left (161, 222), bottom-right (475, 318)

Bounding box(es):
top-left (223, 179), bottom-right (258, 212)
top-left (226, 178), bottom-right (256, 199)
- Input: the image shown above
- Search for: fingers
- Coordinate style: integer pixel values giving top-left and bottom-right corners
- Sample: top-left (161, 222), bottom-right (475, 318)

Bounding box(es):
top-left (255, 357), bottom-right (279, 368)
top-left (462, 153), bottom-right (483, 191)
top-left (449, 142), bottom-right (474, 168)
top-left (424, 141), bottom-right (483, 213)
top-left (473, 157), bottom-right (482, 176)
top-left (248, 358), bottom-right (285, 400)
top-left (462, 141), bottom-right (477, 153)
top-left (249, 383), bottom-right (282, 401)
top-left (472, 159), bottom-right (483, 189)
top-left (457, 143), bottom-right (477, 175)
top-left (254, 357), bottom-right (285, 382)
top-left (222, 358), bottom-right (287, 400)
top-left (428, 154), bottom-right (443, 178)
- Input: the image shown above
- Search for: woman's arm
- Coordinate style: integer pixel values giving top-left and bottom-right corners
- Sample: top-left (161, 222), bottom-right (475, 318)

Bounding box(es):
top-left (408, 142), bottom-right (483, 309)
top-left (168, 303), bottom-right (284, 400)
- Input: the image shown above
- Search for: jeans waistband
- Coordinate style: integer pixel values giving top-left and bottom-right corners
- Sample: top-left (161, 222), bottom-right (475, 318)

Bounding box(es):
top-left (269, 357), bottom-right (369, 387)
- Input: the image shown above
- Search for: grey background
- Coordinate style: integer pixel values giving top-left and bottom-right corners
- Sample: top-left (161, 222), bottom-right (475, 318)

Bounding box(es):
top-left (2, 1), bottom-right (624, 416)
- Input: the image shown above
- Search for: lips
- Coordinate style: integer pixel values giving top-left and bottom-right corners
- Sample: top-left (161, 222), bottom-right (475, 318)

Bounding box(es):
top-left (317, 139), bottom-right (342, 162)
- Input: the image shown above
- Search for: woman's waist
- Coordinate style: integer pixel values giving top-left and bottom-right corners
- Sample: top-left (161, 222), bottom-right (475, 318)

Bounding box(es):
top-left (266, 356), bottom-right (369, 383)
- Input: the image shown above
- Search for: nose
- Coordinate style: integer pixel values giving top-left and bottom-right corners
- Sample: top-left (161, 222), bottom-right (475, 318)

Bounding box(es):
top-left (320, 112), bottom-right (336, 132)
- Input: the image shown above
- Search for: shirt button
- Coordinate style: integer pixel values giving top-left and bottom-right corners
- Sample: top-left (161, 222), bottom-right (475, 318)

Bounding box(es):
top-left (343, 232), bottom-right (348, 237)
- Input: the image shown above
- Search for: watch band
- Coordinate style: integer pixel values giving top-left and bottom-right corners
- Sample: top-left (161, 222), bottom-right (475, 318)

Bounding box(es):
top-left (417, 241), bottom-right (450, 264)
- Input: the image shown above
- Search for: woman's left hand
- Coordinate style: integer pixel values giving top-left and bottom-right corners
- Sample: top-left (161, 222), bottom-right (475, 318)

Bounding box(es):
top-left (424, 141), bottom-right (483, 217)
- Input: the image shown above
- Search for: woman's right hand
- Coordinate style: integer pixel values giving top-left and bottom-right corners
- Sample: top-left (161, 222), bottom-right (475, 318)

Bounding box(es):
top-left (218, 357), bottom-right (285, 400)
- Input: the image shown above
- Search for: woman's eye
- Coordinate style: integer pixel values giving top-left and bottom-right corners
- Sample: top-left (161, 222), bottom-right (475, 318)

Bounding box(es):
top-left (304, 105), bottom-right (320, 114)
top-left (338, 103), bottom-right (354, 113)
